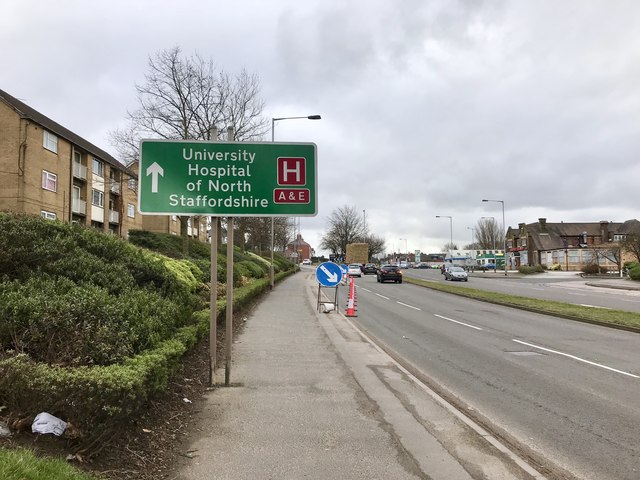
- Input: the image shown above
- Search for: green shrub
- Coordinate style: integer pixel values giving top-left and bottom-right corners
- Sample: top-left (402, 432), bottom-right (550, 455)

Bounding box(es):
top-left (549, 263), bottom-right (563, 271)
top-left (0, 276), bottom-right (187, 366)
top-left (238, 260), bottom-right (266, 279)
top-left (518, 265), bottom-right (544, 274)
top-left (629, 266), bottom-right (640, 281)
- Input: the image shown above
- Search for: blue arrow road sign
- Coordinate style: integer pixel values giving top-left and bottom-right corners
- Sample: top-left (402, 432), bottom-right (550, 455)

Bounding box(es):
top-left (340, 264), bottom-right (348, 274)
top-left (316, 262), bottom-right (342, 287)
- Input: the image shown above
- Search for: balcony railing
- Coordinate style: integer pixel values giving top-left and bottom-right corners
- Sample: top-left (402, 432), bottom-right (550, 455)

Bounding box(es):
top-left (73, 162), bottom-right (87, 180)
top-left (109, 210), bottom-right (120, 224)
top-left (110, 181), bottom-right (121, 195)
top-left (72, 198), bottom-right (86, 215)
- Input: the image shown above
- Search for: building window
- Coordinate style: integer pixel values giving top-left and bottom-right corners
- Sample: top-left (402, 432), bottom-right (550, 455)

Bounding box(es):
top-left (92, 189), bottom-right (104, 207)
top-left (128, 203), bottom-right (135, 218)
top-left (40, 210), bottom-right (56, 220)
top-left (42, 170), bottom-right (57, 192)
top-left (43, 131), bottom-right (58, 153)
top-left (614, 234), bottom-right (626, 241)
top-left (128, 177), bottom-right (137, 191)
top-left (92, 158), bottom-right (104, 177)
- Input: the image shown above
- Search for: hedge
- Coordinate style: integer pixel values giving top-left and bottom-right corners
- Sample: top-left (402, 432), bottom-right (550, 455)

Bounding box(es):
top-left (0, 270), bottom-right (295, 449)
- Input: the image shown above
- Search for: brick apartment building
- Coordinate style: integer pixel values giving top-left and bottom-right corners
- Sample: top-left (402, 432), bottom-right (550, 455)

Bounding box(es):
top-left (0, 88), bottom-right (207, 240)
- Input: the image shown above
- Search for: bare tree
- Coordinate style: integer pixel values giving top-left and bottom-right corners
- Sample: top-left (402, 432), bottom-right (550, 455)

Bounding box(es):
top-left (620, 234), bottom-right (640, 263)
top-left (475, 218), bottom-right (501, 250)
top-left (360, 233), bottom-right (386, 258)
top-left (110, 46), bottom-right (270, 252)
top-left (320, 206), bottom-right (366, 256)
top-left (441, 242), bottom-right (459, 253)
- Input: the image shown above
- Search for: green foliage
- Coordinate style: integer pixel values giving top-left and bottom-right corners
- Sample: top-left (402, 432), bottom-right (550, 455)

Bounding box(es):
top-left (0, 312), bottom-right (209, 437)
top-left (0, 275), bottom-right (185, 366)
top-left (518, 265), bottom-right (544, 274)
top-left (629, 266), bottom-right (640, 281)
top-left (549, 263), bottom-right (563, 271)
top-left (0, 448), bottom-right (96, 480)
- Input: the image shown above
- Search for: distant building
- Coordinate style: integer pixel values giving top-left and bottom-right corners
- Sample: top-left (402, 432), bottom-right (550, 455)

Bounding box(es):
top-left (286, 234), bottom-right (312, 261)
top-left (0, 88), bottom-right (207, 241)
top-left (506, 218), bottom-right (638, 271)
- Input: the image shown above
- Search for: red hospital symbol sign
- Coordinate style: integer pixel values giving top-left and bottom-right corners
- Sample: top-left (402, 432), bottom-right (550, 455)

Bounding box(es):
top-left (277, 157), bottom-right (306, 185)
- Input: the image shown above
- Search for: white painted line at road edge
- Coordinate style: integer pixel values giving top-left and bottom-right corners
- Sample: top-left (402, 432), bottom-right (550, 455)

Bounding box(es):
top-left (376, 293), bottom-right (390, 300)
top-left (397, 301), bottom-right (421, 311)
top-left (512, 339), bottom-right (639, 379)
top-left (360, 287), bottom-right (372, 293)
top-left (433, 314), bottom-right (483, 331)
top-left (578, 304), bottom-right (611, 310)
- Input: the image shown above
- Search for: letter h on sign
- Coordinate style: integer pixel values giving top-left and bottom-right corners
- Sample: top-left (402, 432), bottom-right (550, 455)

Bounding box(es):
top-left (277, 157), bottom-right (306, 185)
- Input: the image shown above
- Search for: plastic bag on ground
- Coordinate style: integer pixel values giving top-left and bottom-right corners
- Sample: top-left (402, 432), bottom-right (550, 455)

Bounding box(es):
top-left (32, 412), bottom-right (67, 436)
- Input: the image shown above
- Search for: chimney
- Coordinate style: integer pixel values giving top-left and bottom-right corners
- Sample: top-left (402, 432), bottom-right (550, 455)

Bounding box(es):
top-left (538, 218), bottom-right (547, 232)
top-left (600, 220), bottom-right (609, 243)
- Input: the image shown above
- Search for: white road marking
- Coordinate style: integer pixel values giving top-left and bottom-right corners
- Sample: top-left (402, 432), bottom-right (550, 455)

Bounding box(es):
top-left (512, 339), bottom-right (639, 379)
top-left (433, 314), bottom-right (483, 331)
top-left (376, 293), bottom-right (390, 300)
top-left (567, 292), bottom-right (587, 296)
top-left (531, 288), bottom-right (545, 291)
top-left (397, 301), bottom-right (421, 311)
top-left (578, 304), bottom-right (611, 309)
top-left (360, 287), bottom-right (372, 293)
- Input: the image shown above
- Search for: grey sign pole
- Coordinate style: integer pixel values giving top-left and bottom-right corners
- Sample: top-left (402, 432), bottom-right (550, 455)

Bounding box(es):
top-left (225, 126), bottom-right (235, 386)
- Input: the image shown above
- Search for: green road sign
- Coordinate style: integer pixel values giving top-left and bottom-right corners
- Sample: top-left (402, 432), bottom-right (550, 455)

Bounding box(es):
top-left (138, 140), bottom-right (317, 216)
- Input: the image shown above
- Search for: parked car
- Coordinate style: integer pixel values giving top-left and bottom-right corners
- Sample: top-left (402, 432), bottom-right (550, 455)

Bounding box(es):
top-left (444, 266), bottom-right (468, 281)
top-left (362, 263), bottom-right (378, 275)
top-left (377, 265), bottom-right (403, 283)
top-left (347, 263), bottom-right (362, 277)
top-left (302, 258), bottom-right (312, 265)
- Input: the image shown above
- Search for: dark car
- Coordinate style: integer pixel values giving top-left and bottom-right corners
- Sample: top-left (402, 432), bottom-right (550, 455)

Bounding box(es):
top-left (376, 265), bottom-right (403, 283)
top-left (362, 263), bottom-right (378, 275)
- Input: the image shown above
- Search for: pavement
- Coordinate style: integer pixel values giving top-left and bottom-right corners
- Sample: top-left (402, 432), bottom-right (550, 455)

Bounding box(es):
top-left (174, 271), bottom-right (546, 480)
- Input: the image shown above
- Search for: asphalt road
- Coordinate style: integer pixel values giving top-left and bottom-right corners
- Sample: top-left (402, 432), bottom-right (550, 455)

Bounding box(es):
top-left (404, 268), bottom-right (640, 312)
top-left (347, 274), bottom-right (640, 480)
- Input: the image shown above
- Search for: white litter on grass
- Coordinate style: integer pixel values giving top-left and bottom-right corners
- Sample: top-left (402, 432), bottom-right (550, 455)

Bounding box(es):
top-left (32, 412), bottom-right (67, 436)
top-left (183, 397), bottom-right (192, 404)
top-left (0, 421), bottom-right (11, 437)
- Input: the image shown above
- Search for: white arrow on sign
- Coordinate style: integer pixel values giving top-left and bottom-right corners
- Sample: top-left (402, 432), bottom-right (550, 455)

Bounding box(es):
top-left (146, 162), bottom-right (164, 193)
top-left (319, 264), bottom-right (338, 283)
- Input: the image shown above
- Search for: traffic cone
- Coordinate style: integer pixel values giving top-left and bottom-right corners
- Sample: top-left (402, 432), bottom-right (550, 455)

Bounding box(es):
top-left (346, 277), bottom-right (357, 317)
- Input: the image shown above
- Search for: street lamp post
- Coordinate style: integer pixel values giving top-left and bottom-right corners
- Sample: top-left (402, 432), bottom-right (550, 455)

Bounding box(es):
top-left (482, 200), bottom-right (507, 276)
top-left (270, 115), bottom-right (321, 288)
top-left (467, 226), bottom-right (475, 248)
top-left (436, 215), bottom-right (453, 261)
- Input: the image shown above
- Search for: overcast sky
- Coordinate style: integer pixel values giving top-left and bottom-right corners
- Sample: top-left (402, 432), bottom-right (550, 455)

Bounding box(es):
top-left (3, 0), bottom-right (639, 256)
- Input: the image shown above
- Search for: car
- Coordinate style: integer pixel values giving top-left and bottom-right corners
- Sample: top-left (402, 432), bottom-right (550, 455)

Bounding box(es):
top-left (362, 263), bottom-right (378, 275)
top-left (376, 265), bottom-right (403, 283)
top-left (347, 263), bottom-right (362, 277)
top-left (444, 266), bottom-right (468, 281)
top-left (399, 261), bottom-right (409, 269)
top-left (302, 259), bottom-right (312, 265)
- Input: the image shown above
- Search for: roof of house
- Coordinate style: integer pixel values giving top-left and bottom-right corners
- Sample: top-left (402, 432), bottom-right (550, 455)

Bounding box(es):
top-left (519, 221), bottom-right (625, 251)
top-left (0, 88), bottom-right (135, 177)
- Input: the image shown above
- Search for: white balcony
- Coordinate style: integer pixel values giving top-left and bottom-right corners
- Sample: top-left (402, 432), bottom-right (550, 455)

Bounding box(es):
top-left (72, 198), bottom-right (86, 215)
top-left (110, 181), bottom-right (121, 195)
top-left (109, 210), bottom-right (120, 224)
top-left (73, 162), bottom-right (87, 180)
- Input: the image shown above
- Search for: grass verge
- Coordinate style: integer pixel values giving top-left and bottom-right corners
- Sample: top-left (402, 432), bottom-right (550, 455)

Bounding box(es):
top-left (0, 448), bottom-right (96, 480)
top-left (404, 277), bottom-right (640, 332)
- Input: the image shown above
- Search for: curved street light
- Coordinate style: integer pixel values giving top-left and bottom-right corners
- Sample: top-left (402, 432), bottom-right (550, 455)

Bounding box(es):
top-left (270, 115), bottom-right (322, 288)
top-left (482, 199), bottom-right (507, 276)
top-left (435, 215), bottom-right (453, 260)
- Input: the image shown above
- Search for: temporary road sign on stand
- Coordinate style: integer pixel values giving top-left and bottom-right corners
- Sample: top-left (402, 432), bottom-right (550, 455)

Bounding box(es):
top-left (316, 262), bottom-right (342, 287)
top-left (138, 140), bottom-right (317, 216)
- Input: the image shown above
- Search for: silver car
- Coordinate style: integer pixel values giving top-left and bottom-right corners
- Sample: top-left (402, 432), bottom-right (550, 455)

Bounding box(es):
top-left (444, 266), bottom-right (468, 282)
